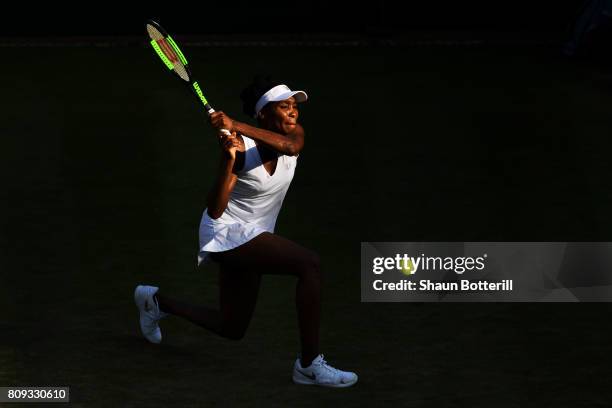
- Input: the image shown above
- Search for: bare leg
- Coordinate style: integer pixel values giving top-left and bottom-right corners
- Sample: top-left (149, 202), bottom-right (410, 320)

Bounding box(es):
top-left (156, 294), bottom-right (223, 337)
top-left (157, 264), bottom-right (261, 340)
top-left (157, 232), bottom-right (321, 366)
top-left (213, 233), bottom-right (321, 367)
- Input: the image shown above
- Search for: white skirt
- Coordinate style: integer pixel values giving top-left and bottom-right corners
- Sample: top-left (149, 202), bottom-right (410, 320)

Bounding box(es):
top-left (197, 210), bottom-right (270, 266)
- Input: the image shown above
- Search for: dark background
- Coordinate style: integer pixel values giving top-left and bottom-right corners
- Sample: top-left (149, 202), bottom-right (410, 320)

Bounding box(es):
top-left (3, 1), bottom-right (612, 407)
top-left (0, 1), bottom-right (587, 36)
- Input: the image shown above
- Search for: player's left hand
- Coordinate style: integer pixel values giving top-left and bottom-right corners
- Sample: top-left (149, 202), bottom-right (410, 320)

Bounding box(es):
top-left (209, 111), bottom-right (234, 132)
top-left (219, 131), bottom-right (240, 160)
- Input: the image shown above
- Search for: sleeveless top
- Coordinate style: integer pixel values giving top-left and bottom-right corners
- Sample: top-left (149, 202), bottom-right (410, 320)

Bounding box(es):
top-left (197, 134), bottom-right (298, 265)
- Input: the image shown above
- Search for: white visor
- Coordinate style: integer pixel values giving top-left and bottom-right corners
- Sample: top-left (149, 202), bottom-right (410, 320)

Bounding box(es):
top-left (254, 84), bottom-right (308, 117)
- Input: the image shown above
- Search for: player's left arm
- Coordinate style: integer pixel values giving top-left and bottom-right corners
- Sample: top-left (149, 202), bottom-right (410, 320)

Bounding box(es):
top-left (209, 112), bottom-right (304, 156)
top-left (233, 121), bottom-right (304, 156)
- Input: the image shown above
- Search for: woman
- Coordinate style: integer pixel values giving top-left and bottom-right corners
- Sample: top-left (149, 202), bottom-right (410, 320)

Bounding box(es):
top-left (134, 77), bottom-right (358, 387)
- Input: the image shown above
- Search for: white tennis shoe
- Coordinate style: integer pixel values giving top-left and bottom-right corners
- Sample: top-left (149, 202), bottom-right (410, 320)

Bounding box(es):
top-left (292, 354), bottom-right (358, 387)
top-left (134, 285), bottom-right (168, 344)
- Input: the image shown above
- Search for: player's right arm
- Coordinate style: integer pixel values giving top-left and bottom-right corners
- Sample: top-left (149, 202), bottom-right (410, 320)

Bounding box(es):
top-left (206, 131), bottom-right (240, 219)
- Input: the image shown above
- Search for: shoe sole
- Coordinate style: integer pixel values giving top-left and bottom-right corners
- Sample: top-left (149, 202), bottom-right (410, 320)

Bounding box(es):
top-left (292, 374), bottom-right (358, 388)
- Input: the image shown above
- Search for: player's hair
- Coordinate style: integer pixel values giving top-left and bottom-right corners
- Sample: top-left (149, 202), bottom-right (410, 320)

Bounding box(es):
top-left (240, 75), bottom-right (283, 117)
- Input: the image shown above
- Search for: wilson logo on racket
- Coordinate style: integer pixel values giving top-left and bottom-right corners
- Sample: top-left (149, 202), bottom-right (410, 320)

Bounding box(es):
top-left (192, 82), bottom-right (208, 105)
top-left (147, 19), bottom-right (226, 124)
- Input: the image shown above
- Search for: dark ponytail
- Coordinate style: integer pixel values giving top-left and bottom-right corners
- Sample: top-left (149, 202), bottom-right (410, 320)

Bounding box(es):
top-left (240, 75), bottom-right (283, 117)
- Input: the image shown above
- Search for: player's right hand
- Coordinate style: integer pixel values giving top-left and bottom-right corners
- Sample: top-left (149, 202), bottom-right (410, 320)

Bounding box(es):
top-left (209, 111), bottom-right (234, 132)
top-left (219, 131), bottom-right (239, 160)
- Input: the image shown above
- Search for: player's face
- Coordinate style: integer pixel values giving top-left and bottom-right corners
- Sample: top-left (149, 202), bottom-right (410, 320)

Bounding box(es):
top-left (263, 97), bottom-right (299, 134)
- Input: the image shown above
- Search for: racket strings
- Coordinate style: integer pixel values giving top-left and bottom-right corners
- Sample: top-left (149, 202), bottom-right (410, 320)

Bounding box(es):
top-left (146, 24), bottom-right (190, 82)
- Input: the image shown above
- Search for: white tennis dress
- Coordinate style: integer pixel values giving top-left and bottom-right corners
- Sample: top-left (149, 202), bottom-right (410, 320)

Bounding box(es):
top-left (198, 134), bottom-right (298, 265)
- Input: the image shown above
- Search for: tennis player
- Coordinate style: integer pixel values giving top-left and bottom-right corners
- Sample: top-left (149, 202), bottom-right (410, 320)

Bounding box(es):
top-left (135, 77), bottom-right (358, 387)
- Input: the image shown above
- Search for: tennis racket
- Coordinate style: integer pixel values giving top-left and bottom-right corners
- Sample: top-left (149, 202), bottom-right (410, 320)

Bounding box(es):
top-left (145, 19), bottom-right (231, 136)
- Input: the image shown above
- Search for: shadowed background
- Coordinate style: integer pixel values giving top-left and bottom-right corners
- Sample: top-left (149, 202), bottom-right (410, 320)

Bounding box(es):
top-left (2, 1), bottom-right (612, 407)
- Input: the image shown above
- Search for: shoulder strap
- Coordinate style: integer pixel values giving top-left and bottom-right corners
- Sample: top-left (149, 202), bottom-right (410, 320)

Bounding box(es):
top-left (237, 134), bottom-right (260, 173)
top-left (241, 134), bottom-right (255, 149)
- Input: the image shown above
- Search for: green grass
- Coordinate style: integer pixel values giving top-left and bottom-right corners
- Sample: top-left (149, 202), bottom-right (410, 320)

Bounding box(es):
top-left (2, 44), bottom-right (612, 406)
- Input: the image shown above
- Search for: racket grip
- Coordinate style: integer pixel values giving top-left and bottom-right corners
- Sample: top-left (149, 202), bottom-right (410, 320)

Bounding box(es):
top-left (204, 104), bottom-right (216, 116)
top-left (204, 104), bottom-right (231, 136)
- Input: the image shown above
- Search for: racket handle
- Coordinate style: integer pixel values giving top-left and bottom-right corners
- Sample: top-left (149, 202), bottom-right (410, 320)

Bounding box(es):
top-left (204, 104), bottom-right (232, 136)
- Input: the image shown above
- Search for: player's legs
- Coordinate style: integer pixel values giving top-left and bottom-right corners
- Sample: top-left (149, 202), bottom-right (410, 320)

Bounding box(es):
top-left (214, 232), bottom-right (357, 387)
top-left (157, 232), bottom-right (320, 365)
top-left (156, 264), bottom-right (261, 340)
top-left (212, 232), bottom-right (321, 367)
